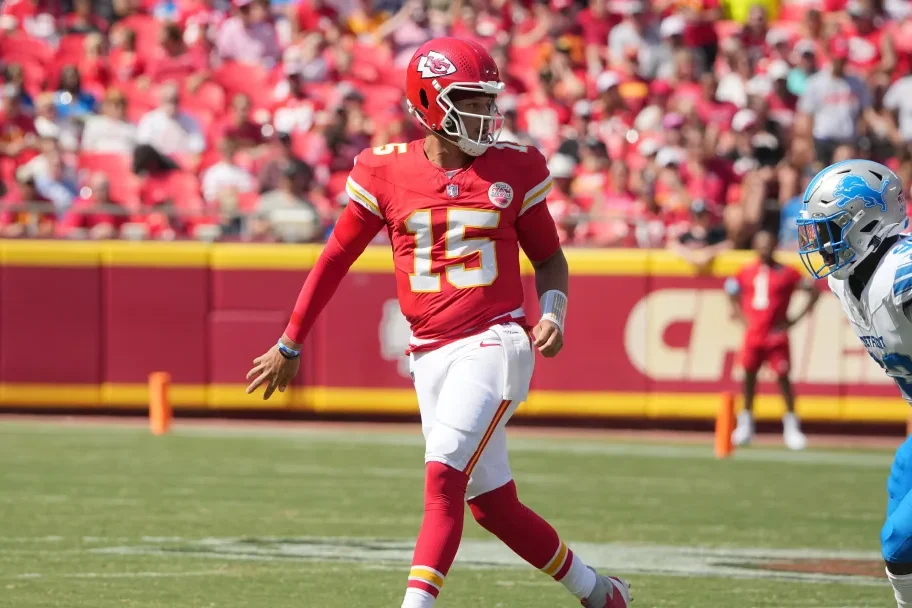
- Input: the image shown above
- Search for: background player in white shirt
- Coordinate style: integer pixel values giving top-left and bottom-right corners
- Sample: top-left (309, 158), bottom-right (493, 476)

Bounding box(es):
top-left (797, 159), bottom-right (912, 606)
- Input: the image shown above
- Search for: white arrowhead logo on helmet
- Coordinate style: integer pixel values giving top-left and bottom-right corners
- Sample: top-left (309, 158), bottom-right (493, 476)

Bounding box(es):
top-left (416, 51), bottom-right (457, 79)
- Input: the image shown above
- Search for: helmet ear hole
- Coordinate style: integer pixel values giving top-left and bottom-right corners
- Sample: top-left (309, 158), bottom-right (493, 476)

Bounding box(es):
top-left (419, 89), bottom-right (430, 109)
top-left (860, 220), bottom-right (879, 233)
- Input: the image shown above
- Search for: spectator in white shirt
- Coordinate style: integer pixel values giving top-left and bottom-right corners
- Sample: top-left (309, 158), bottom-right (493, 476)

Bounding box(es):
top-left (201, 137), bottom-right (254, 204)
top-left (81, 89), bottom-right (138, 155)
top-left (884, 74), bottom-right (912, 143)
top-left (797, 36), bottom-right (870, 167)
top-left (136, 82), bottom-right (206, 158)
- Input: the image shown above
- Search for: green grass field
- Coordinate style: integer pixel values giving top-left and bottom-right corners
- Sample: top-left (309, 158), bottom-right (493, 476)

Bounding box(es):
top-left (0, 419), bottom-right (903, 608)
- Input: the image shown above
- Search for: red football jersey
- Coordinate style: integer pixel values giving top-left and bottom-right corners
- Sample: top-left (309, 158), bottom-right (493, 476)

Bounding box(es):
top-left (346, 140), bottom-right (560, 342)
top-left (731, 260), bottom-right (802, 342)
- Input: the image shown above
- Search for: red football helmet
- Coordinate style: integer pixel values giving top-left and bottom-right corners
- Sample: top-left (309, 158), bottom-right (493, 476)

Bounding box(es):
top-left (406, 37), bottom-right (506, 157)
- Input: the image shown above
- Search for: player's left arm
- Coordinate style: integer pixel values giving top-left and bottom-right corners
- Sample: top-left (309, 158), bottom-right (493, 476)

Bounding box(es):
top-left (516, 169), bottom-right (567, 358)
top-left (785, 276), bottom-right (821, 328)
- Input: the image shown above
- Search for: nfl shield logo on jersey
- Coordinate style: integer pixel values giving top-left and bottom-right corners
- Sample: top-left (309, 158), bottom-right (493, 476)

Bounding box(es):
top-left (447, 184), bottom-right (459, 198)
top-left (488, 182), bottom-right (514, 208)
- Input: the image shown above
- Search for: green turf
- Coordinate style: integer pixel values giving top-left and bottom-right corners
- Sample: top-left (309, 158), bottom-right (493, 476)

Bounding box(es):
top-left (0, 421), bottom-right (901, 607)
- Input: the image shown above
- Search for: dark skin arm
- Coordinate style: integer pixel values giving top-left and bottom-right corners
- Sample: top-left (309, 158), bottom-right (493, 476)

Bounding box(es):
top-left (531, 248), bottom-right (569, 357)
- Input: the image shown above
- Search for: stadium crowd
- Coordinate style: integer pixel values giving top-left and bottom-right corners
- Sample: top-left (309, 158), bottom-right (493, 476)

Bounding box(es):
top-left (0, 0), bottom-right (911, 255)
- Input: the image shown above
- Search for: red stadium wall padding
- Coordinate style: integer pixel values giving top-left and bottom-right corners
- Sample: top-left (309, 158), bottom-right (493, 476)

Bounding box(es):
top-left (103, 267), bottom-right (209, 384)
top-left (0, 242), bottom-right (906, 422)
top-left (0, 266), bottom-right (102, 384)
top-left (313, 273), bottom-right (412, 390)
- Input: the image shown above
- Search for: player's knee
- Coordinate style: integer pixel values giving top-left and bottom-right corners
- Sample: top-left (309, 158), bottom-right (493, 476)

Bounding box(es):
top-left (882, 514), bottom-right (912, 563)
top-left (468, 480), bottom-right (519, 529)
top-left (425, 423), bottom-right (471, 470)
top-left (424, 461), bottom-right (468, 510)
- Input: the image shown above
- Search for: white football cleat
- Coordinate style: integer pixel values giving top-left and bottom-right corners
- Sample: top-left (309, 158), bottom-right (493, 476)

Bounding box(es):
top-left (783, 412), bottom-right (808, 451)
top-left (580, 568), bottom-right (631, 608)
top-left (731, 410), bottom-right (755, 447)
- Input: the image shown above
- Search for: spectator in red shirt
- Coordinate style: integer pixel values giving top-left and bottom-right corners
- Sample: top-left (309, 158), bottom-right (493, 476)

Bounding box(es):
top-left (517, 70), bottom-right (571, 155)
top-left (577, 0), bottom-right (619, 73)
top-left (78, 33), bottom-right (110, 91)
top-left (0, 93), bottom-right (39, 168)
top-left (739, 5), bottom-right (770, 62)
top-left (216, 93), bottom-right (267, 150)
top-left (148, 23), bottom-right (209, 84)
top-left (844, 0), bottom-right (896, 74)
top-left (293, 0), bottom-right (338, 35)
top-left (107, 27), bottom-right (146, 84)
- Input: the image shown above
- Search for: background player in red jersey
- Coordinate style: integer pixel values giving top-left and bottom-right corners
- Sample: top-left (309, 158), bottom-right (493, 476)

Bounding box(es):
top-left (245, 38), bottom-right (631, 608)
top-left (725, 230), bottom-right (820, 450)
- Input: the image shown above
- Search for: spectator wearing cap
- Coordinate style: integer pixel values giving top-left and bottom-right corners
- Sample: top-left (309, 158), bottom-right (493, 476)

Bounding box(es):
top-left (216, 0), bottom-right (281, 67)
top-left (653, 146), bottom-right (690, 213)
top-left (608, 0), bottom-right (663, 80)
top-left (545, 152), bottom-right (583, 244)
top-left (655, 14), bottom-right (707, 80)
top-left (54, 65), bottom-right (98, 120)
top-left (81, 89), bottom-right (137, 155)
top-left (787, 39), bottom-right (818, 97)
top-left (764, 60), bottom-right (797, 128)
top-left (137, 82), bottom-right (206, 158)
top-left (670, 198), bottom-right (731, 272)
top-left (797, 35), bottom-right (870, 167)
top-left (844, 0), bottom-right (896, 74)
top-left (252, 161), bottom-right (321, 242)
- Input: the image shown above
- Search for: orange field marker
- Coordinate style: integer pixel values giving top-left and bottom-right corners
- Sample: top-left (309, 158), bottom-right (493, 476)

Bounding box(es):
top-left (149, 372), bottom-right (172, 436)
top-left (715, 392), bottom-right (735, 459)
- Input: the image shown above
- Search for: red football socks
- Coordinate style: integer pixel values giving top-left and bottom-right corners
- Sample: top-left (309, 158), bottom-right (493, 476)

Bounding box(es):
top-left (469, 480), bottom-right (597, 598)
top-left (401, 461), bottom-right (468, 607)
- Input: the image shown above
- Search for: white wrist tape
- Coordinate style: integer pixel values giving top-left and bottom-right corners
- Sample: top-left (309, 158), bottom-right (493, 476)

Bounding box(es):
top-left (539, 290), bottom-right (567, 333)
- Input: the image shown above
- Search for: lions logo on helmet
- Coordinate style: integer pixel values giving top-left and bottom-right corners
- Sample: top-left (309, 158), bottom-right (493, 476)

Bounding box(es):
top-left (797, 159), bottom-right (908, 280)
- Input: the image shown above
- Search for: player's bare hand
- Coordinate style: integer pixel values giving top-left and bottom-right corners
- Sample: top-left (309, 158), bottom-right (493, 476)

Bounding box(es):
top-left (245, 343), bottom-right (300, 400)
top-left (532, 320), bottom-right (563, 357)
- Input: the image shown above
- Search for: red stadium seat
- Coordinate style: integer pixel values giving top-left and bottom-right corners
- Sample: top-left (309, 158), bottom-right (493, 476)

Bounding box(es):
top-left (0, 35), bottom-right (53, 66)
top-left (212, 62), bottom-right (268, 97)
top-left (183, 80), bottom-right (226, 115)
top-left (115, 14), bottom-right (161, 56)
top-left (78, 152), bottom-right (133, 177)
top-left (57, 34), bottom-right (88, 60)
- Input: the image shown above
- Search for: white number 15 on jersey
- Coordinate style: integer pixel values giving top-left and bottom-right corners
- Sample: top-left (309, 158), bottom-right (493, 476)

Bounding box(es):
top-left (405, 209), bottom-right (500, 292)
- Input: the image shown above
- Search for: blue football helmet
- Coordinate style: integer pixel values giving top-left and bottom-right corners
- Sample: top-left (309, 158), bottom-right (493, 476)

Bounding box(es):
top-left (797, 159), bottom-right (908, 280)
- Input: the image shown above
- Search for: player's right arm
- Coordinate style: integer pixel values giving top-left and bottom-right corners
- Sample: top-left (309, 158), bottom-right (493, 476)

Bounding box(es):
top-left (723, 273), bottom-right (746, 325)
top-left (246, 153), bottom-right (386, 399)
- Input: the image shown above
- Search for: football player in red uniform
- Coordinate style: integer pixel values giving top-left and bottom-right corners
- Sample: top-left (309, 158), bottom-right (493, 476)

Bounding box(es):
top-left (725, 230), bottom-right (820, 450)
top-left (246, 37), bottom-right (631, 608)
